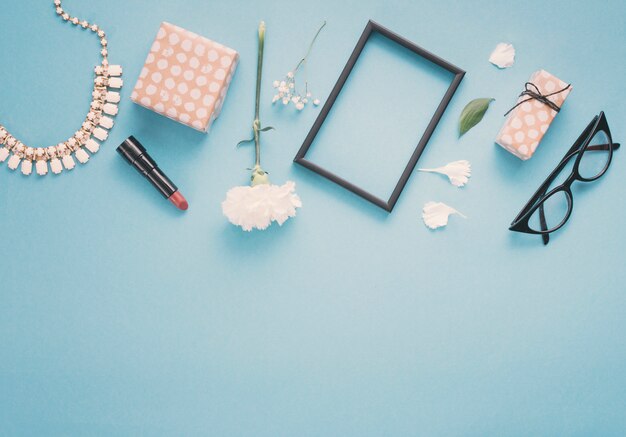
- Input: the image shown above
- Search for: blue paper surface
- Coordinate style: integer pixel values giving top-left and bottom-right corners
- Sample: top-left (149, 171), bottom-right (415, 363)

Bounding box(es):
top-left (1, 0), bottom-right (625, 435)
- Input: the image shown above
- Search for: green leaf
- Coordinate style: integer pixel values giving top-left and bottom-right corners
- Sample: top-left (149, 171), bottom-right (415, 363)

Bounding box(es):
top-left (459, 98), bottom-right (495, 137)
top-left (236, 137), bottom-right (254, 148)
top-left (259, 126), bottom-right (275, 132)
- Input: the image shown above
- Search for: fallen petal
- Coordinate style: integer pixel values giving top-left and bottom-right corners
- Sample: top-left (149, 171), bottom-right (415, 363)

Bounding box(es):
top-left (419, 160), bottom-right (471, 187)
top-left (489, 42), bottom-right (515, 69)
top-left (422, 201), bottom-right (466, 230)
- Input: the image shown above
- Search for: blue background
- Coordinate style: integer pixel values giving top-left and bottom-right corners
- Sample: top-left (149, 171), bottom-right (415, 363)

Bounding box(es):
top-left (1, 0), bottom-right (625, 435)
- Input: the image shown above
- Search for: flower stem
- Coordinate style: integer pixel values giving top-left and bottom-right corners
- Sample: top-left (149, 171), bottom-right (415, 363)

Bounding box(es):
top-left (254, 21), bottom-right (265, 168)
top-left (293, 21), bottom-right (326, 73)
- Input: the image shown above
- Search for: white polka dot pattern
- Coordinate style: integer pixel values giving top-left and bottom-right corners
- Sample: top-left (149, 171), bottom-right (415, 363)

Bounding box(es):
top-left (131, 22), bottom-right (239, 132)
top-left (495, 70), bottom-right (572, 160)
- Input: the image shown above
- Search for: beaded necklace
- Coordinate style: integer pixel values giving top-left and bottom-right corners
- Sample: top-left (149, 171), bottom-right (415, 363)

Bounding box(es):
top-left (0, 1), bottom-right (123, 176)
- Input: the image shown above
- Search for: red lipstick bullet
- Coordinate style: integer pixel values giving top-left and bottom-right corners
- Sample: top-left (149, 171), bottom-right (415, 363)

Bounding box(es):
top-left (168, 191), bottom-right (188, 211)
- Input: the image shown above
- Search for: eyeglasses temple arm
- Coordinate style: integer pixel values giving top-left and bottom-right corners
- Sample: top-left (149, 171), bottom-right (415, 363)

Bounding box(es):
top-left (539, 204), bottom-right (550, 245)
top-left (586, 143), bottom-right (620, 151)
top-left (535, 142), bottom-right (619, 196)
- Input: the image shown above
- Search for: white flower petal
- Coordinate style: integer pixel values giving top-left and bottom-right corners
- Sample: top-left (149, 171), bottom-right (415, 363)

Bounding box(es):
top-left (422, 201), bottom-right (466, 230)
top-left (222, 181), bottom-right (302, 231)
top-left (489, 42), bottom-right (515, 69)
top-left (419, 160), bottom-right (471, 187)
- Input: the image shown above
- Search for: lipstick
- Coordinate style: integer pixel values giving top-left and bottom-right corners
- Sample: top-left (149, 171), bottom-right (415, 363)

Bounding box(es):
top-left (117, 136), bottom-right (188, 211)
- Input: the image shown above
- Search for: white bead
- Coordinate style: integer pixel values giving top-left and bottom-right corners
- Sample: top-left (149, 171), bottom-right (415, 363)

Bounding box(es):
top-left (50, 158), bottom-right (63, 174)
top-left (99, 116), bottom-right (114, 129)
top-left (108, 65), bottom-right (123, 76)
top-left (0, 147), bottom-right (8, 162)
top-left (93, 127), bottom-right (108, 141)
top-left (62, 154), bottom-right (75, 170)
top-left (21, 160), bottom-right (32, 176)
top-left (36, 160), bottom-right (48, 176)
top-left (85, 139), bottom-right (100, 153)
top-left (75, 148), bottom-right (89, 164)
top-left (106, 91), bottom-right (120, 103)
top-left (7, 154), bottom-right (21, 170)
top-left (108, 77), bottom-right (123, 88)
top-left (103, 103), bottom-right (118, 116)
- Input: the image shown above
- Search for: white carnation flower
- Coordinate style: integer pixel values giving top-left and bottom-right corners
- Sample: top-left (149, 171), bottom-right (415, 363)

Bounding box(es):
top-left (226, 22), bottom-right (303, 232)
top-left (222, 181), bottom-right (302, 231)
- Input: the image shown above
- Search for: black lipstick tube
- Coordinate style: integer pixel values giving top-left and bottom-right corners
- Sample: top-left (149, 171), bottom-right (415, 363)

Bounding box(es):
top-left (117, 136), bottom-right (178, 199)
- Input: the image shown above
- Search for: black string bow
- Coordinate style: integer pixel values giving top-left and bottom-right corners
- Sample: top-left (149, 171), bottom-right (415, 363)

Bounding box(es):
top-left (504, 82), bottom-right (571, 117)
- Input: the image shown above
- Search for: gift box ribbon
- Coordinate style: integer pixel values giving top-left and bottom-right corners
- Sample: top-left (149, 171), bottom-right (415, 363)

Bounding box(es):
top-left (504, 82), bottom-right (572, 116)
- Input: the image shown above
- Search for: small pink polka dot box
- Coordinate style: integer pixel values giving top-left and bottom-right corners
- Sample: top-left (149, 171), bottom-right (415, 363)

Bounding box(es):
top-left (131, 22), bottom-right (239, 132)
top-left (496, 70), bottom-right (572, 160)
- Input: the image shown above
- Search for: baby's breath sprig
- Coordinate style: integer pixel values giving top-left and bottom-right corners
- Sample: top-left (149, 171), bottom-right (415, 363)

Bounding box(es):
top-left (272, 21), bottom-right (326, 111)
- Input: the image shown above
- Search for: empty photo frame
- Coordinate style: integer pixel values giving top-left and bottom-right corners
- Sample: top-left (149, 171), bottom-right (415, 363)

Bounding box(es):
top-left (294, 20), bottom-right (465, 212)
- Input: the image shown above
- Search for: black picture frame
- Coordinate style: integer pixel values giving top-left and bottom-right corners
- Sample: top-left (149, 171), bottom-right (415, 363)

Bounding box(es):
top-left (294, 20), bottom-right (465, 212)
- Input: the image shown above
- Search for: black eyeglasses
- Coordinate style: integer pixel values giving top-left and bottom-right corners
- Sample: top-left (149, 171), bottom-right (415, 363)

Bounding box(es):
top-left (509, 112), bottom-right (620, 245)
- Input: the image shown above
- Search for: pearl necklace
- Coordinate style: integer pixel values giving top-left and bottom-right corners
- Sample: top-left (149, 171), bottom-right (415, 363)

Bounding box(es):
top-left (0, 0), bottom-right (123, 176)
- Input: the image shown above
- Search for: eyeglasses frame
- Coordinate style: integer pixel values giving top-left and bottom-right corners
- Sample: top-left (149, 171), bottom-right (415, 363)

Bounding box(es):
top-left (509, 111), bottom-right (621, 245)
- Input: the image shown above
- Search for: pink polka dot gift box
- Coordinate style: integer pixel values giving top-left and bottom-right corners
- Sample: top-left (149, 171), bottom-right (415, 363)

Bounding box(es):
top-left (131, 22), bottom-right (239, 132)
top-left (496, 70), bottom-right (572, 160)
